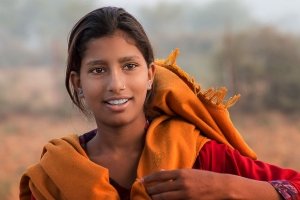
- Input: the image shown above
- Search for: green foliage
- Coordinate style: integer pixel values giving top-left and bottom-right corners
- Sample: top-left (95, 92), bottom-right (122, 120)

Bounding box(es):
top-left (214, 27), bottom-right (300, 112)
top-left (0, 0), bottom-right (96, 67)
top-left (138, 0), bottom-right (253, 85)
top-left (139, 0), bottom-right (252, 34)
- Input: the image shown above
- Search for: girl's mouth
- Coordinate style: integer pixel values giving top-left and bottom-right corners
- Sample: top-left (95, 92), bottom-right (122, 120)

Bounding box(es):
top-left (106, 98), bottom-right (129, 105)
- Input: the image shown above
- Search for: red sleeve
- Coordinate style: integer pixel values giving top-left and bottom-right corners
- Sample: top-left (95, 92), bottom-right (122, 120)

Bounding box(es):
top-left (194, 140), bottom-right (300, 200)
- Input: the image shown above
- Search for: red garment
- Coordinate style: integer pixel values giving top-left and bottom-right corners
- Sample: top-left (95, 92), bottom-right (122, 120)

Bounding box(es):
top-left (31, 135), bottom-right (300, 200)
top-left (198, 140), bottom-right (299, 200)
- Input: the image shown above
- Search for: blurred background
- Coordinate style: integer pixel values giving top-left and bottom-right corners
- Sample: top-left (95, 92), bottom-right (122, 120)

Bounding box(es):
top-left (1, 0), bottom-right (300, 199)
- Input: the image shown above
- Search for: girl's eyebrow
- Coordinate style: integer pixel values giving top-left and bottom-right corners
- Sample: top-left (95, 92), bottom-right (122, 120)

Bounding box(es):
top-left (85, 56), bottom-right (140, 66)
top-left (118, 56), bottom-right (140, 63)
top-left (85, 59), bottom-right (107, 67)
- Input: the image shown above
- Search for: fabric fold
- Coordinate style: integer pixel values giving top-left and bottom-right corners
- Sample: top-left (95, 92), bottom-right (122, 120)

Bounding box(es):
top-left (148, 48), bottom-right (256, 159)
top-left (20, 135), bottom-right (120, 200)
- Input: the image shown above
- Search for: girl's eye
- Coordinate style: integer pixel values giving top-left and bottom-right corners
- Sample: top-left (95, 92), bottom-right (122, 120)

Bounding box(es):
top-left (91, 67), bottom-right (105, 74)
top-left (123, 63), bottom-right (137, 70)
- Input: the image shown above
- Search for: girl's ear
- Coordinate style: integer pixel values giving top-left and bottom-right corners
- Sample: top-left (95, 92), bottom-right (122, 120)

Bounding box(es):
top-left (147, 63), bottom-right (156, 90)
top-left (148, 62), bottom-right (156, 83)
top-left (70, 71), bottom-right (81, 91)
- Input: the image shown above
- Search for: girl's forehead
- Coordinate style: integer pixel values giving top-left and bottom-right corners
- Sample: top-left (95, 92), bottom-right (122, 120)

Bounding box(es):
top-left (89, 30), bottom-right (136, 47)
top-left (82, 31), bottom-right (138, 59)
top-left (81, 31), bottom-right (144, 64)
top-left (86, 35), bottom-right (138, 55)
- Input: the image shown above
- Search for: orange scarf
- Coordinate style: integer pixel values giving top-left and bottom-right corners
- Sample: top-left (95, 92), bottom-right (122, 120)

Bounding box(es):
top-left (20, 49), bottom-right (256, 200)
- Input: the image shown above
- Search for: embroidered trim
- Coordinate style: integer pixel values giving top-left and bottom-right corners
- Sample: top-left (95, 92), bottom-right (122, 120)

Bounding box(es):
top-left (270, 180), bottom-right (298, 200)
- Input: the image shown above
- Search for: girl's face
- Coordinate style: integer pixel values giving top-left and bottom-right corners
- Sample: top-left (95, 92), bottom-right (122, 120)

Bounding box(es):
top-left (71, 30), bottom-right (155, 127)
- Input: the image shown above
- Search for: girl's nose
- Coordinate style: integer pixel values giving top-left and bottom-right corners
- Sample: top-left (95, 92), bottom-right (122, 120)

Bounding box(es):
top-left (107, 68), bottom-right (125, 92)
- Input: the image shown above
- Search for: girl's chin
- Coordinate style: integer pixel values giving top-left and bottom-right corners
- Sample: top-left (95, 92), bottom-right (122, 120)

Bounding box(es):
top-left (96, 116), bottom-right (133, 127)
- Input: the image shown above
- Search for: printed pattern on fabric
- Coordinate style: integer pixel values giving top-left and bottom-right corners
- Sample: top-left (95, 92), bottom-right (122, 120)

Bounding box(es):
top-left (270, 180), bottom-right (298, 200)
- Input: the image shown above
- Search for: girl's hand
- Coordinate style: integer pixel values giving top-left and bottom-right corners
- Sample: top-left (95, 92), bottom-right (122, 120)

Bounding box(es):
top-left (141, 169), bottom-right (227, 200)
top-left (142, 169), bottom-right (281, 200)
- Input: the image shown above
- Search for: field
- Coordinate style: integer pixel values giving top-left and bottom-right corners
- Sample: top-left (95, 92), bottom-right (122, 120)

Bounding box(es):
top-left (0, 67), bottom-right (299, 199)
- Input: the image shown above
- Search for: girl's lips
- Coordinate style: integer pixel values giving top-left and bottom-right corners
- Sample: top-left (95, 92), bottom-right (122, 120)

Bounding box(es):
top-left (106, 98), bottom-right (129, 105)
top-left (104, 97), bottom-right (132, 112)
top-left (104, 96), bottom-right (132, 102)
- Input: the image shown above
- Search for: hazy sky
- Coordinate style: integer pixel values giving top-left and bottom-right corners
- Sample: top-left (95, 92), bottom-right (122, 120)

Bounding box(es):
top-left (99, 0), bottom-right (300, 33)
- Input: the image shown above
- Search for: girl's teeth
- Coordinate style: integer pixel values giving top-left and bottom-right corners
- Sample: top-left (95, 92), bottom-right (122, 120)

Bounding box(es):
top-left (108, 99), bottom-right (128, 105)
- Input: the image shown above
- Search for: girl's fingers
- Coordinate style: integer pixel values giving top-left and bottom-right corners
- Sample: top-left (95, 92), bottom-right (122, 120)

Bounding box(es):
top-left (142, 169), bottom-right (178, 184)
top-left (151, 190), bottom-right (185, 200)
top-left (146, 179), bottom-right (179, 195)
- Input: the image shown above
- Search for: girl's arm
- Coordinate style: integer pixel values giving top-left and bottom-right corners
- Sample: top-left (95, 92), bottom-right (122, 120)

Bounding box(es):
top-left (142, 140), bottom-right (299, 200)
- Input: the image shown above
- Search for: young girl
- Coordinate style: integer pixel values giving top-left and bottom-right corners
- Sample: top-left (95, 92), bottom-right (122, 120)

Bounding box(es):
top-left (20, 7), bottom-right (300, 200)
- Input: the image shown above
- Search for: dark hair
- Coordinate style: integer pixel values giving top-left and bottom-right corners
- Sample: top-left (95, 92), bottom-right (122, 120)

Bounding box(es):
top-left (65, 7), bottom-right (154, 113)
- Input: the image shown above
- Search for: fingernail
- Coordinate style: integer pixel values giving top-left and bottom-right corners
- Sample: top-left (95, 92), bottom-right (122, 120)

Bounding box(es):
top-left (138, 177), bottom-right (144, 183)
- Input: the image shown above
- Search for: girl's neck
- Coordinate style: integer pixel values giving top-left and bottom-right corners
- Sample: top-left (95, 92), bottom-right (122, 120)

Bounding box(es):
top-left (91, 116), bottom-right (147, 155)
